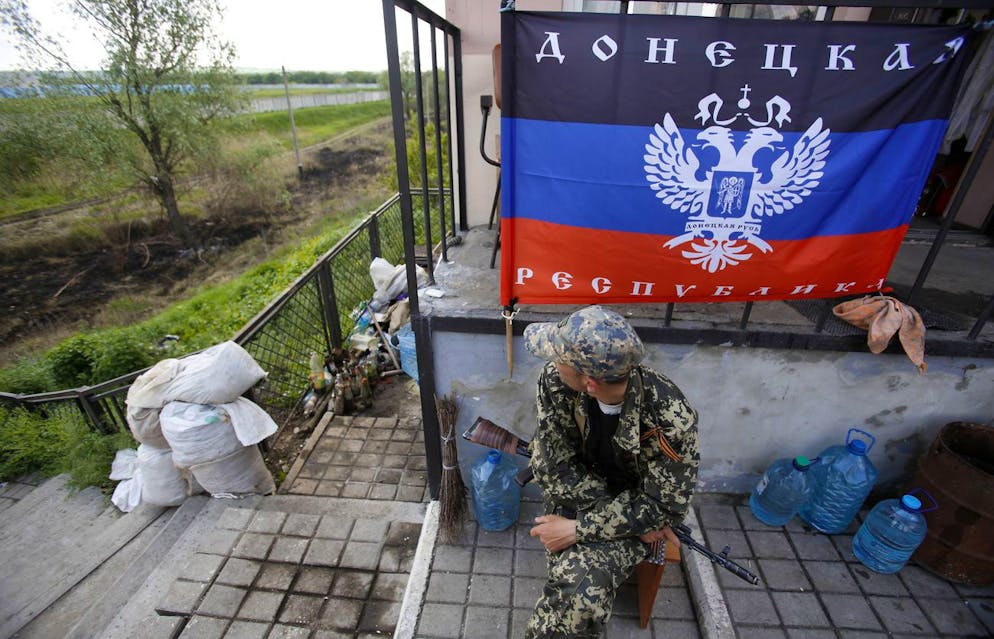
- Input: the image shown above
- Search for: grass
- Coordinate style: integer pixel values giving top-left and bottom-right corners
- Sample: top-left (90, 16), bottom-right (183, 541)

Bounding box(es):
top-left (247, 100), bottom-right (391, 150)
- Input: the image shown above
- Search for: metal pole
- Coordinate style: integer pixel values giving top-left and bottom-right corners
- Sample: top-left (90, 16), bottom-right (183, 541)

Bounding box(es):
top-left (739, 302), bottom-right (753, 330)
top-left (430, 25), bottom-right (449, 262)
top-left (452, 28), bottom-right (468, 231)
top-left (411, 8), bottom-right (435, 284)
top-left (443, 32), bottom-right (457, 237)
top-left (317, 264), bottom-right (342, 351)
top-left (908, 112), bottom-right (994, 305)
top-left (282, 66), bottom-right (304, 179)
top-left (967, 293), bottom-right (994, 340)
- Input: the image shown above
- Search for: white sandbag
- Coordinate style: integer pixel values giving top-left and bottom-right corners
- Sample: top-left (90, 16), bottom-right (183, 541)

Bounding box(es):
top-left (370, 258), bottom-right (428, 309)
top-left (164, 342), bottom-right (267, 405)
top-left (125, 405), bottom-right (170, 449)
top-left (222, 397), bottom-right (278, 446)
top-left (160, 402), bottom-right (243, 468)
top-left (126, 359), bottom-right (182, 409)
top-left (111, 470), bottom-right (142, 512)
top-left (109, 449), bottom-right (138, 481)
top-left (137, 444), bottom-right (188, 507)
top-left (188, 446), bottom-right (275, 497)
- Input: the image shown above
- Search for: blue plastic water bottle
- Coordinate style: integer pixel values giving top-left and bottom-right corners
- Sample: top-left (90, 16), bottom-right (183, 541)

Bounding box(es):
top-left (852, 490), bottom-right (937, 573)
top-left (749, 456), bottom-right (814, 526)
top-left (800, 428), bottom-right (878, 533)
top-left (471, 450), bottom-right (520, 531)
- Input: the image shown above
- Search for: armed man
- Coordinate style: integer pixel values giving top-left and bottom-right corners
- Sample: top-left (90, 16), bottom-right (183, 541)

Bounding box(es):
top-left (522, 305), bottom-right (700, 638)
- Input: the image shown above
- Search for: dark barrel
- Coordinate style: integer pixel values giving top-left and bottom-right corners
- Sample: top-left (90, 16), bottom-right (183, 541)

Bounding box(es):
top-left (910, 422), bottom-right (994, 585)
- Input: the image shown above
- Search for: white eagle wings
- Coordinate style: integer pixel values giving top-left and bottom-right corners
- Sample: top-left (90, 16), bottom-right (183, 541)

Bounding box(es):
top-left (643, 113), bottom-right (831, 272)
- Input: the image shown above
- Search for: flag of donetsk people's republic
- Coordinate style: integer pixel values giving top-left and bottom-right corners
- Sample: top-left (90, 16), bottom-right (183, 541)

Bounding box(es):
top-left (498, 11), bottom-right (972, 305)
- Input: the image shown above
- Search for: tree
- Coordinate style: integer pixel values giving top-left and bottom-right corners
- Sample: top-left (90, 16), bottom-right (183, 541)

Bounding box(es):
top-left (1, 0), bottom-right (242, 248)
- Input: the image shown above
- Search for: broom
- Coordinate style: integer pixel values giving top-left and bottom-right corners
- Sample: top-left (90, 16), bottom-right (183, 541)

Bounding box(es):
top-left (436, 394), bottom-right (468, 542)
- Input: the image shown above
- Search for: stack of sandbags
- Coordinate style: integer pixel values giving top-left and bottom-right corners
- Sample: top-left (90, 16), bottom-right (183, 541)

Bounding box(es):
top-left (120, 341), bottom-right (276, 503)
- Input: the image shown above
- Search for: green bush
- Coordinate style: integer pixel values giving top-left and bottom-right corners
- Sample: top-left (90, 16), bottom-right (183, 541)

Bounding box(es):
top-left (47, 334), bottom-right (101, 388)
top-left (0, 405), bottom-right (74, 481)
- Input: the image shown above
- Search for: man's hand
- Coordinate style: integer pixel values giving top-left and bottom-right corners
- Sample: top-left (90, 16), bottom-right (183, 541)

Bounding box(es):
top-left (529, 514), bottom-right (578, 552)
top-left (639, 526), bottom-right (680, 547)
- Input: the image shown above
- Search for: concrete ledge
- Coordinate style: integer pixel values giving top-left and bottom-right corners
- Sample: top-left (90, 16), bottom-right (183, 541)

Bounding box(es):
top-left (395, 500), bottom-right (439, 639)
top-left (682, 508), bottom-right (735, 639)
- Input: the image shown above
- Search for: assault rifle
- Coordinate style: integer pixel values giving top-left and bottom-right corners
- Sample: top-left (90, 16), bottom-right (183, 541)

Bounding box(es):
top-left (464, 416), bottom-right (761, 586)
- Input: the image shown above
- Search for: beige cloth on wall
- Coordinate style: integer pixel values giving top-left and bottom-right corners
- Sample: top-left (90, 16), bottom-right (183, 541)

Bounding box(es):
top-left (833, 295), bottom-right (927, 374)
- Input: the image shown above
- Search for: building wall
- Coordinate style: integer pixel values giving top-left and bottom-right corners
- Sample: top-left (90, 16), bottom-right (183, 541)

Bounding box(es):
top-left (429, 330), bottom-right (994, 496)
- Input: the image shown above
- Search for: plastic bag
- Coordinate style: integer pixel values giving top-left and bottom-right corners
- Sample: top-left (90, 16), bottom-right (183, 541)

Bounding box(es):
top-left (137, 444), bottom-right (189, 507)
top-left (160, 402), bottom-right (243, 468)
top-left (126, 359), bottom-right (181, 409)
top-left (109, 449), bottom-right (142, 512)
top-left (188, 446), bottom-right (275, 497)
top-left (369, 258), bottom-right (428, 309)
top-left (109, 449), bottom-right (138, 481)
top-left (125, 405), bottom-right (170, 449)
top-left (222, 397), bottom-right (278, 446)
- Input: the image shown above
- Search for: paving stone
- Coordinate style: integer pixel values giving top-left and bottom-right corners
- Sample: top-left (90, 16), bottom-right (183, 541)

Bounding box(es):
top-left (311, 451), bottom-right (335, 464)
top-left (236, 590), bottom-right (284, 622)
top-left (736, 505), bottom-right (770, 530)
top-left (716, 556), bottom-right (761, 590)
top-left (317, 597), bottom-right (364, 630)
top-left (661, 562), bottom-right (686, 588)
top-left (851, 564), bottom-right (910, 596)
top-left (282, 513), bottom-right (321, 537)
top-left (788, 530), bottom-right (842, 560)
top-left (472, 546), bottom-right (514, 575)
top-left (216, 508), bottom-right (254, 531)
top-left (339, 440), bottom-right (364, 453)
top-left (469, 573), bottom-right (512, 606)
top-left (179, 553), bottom-right (227, 582)
top-left (278, 593), bottom-right (324, 624)
top-left (605, 613), bottom-right (652, 638)
top-left (969, 598), bottom-right (994, 634)
top-left (386, 520), bottom-right (421, 546)
top-left (757, 558), bottom-right (812, 591)
top-left (399, 469), bottom-right (426, 486)
top-left (255, 562), bottom-right (297, 590)
top-left (382, 455), bottom-right (408, 469)
top-left (700, 528), bottom-right (750, 562)
top-left (869, 596), bottom-right (934, 634)
top-left (651, 585), bottom-right (695, 620)
top-left (651, 619), bottom-right (701, 638)
top-left (511, 608), bottom-right (532, 639)
top-left (407, 456), bottom-right (428, 470)
top-left (323, 466), bottom-right (351, 480)
top-left (831, 534), bottom-right (859, 562)
top-left (339, 541), bottom-right (382, 570)
top-left (464, 605), bottom-right (509, 639)
top-left (612, 583), bottom-right (640, 617)
top-left (358, 600), bottom-right (402, 634)
top-left (803, 559), bottom-right (858, 592)
top-left (378, 545), bottom-right (413, 572)
top-left (157, 579), bottom-right (208, 615)
top-left (349, 467), bottom-right (376, 481)
top-left (725, 589), bottom-right (781, 625)
top-left (333, 569), bottom-right (375, 599)
top-left (771, 590), bottom-right (831, 627)
top-left (145, 615), bottom-right (184, 638)
top-left (298, 464), bottom-right (325, 479)
top-left (269, 537), bottom-right (309, 564)
top-left (217, 558), bottom-right (262, 587)
top-left (736, 626), bottom-right (788, 639)
top-left (197, 584), bottom-right (248, 617)
top-left (820, 593), bottom-right (883, 630)
top-left (267, 625), bottom-right (310, 639)
top-left (178, 615), bottom-right (228, 638)
top-left (223, 620), bottom-right (268, 639)
top-left (376, 468), bottom-right (402, 484)
top-left (512, 548), bottom-right (546, 578)
top-left (247, 511), bottom-right (287, 534)
top-left (954, 582), bottom-right (994, 597)
top-left (418, 601), bottom-right (464, 637)
top-left (927, 599), bottom-right (993, 636)
top-left (512, 576), bottom-right (545, 609)
top-left (361, 440), bottom-right (389, 453)
top-left (427, 571), bottom-right (470, 603)
top-left (477, 528), bottom-right (515, 548)
top-left (898, 566), bottom-right (959, 599)
top-left (198, 528), bottom-right (241, 555)
top-left (835, 632), bottom-right (888, 638)
top-left (372, 572), bottom-right (410, 601)
top-left (341, 482), bottom-right (371, 498)
top-left (288, 478), bottom-right (318, 494)
top-left (294, 566), bottom-right (335, 594)
top-left (395, 484), bottom-right (427, 502)
top-left (786, 630), bottom-right (836, 639)
top-left (697, 504), bottom-right (743, 530)
top-left (304, 538), bottom-right (345, 567)
top-left (354, 453), bottom-right (382, 467)
top-left (368, 483), bottom-right (398, 500)
top-left (232, 533), bottom-right (274, 561)
top-left (369, 427), bottom-right (393, 441)
top-left (313, 480), bottom-right (343, 497)
top-left (747, 530), bottom-right (797, 559)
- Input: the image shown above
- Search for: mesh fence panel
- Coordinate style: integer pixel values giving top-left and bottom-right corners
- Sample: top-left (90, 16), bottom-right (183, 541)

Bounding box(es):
top-left (332, 225), bottom-right (376, 339)
top-left (379, 200), bottom-right (406, 265)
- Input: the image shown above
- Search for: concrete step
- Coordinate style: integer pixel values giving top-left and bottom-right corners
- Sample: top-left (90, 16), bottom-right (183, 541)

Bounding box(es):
top-left (0, 473), bottom-right (167, 638)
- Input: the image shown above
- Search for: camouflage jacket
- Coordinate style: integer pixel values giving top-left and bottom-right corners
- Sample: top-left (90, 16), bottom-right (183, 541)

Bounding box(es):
top-left (529, 362), bottom-right (699, 542)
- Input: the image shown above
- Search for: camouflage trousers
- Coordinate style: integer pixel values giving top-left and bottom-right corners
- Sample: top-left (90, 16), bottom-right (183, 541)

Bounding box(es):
top-left (524, 535), bottom-right (646, 639)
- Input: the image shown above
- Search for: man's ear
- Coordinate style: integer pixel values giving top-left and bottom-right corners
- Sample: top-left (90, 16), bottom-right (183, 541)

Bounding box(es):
top-left (583, 376), bottom-right (600, 394)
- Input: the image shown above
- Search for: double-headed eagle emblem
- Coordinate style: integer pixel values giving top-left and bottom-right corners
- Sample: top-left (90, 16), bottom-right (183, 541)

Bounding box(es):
top-left (644, 86), bottom-right (831, 272)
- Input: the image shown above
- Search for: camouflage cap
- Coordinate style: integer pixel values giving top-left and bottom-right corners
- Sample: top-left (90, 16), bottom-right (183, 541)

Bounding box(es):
top-left (523, 306), bottom-right (644, 380)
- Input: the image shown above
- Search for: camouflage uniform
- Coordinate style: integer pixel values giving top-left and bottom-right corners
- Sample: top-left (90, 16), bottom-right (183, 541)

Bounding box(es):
top-left (522, 307), bottom-right (699, 639)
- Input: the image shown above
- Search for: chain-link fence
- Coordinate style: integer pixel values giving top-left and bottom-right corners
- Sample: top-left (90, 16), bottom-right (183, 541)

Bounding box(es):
top-left (0, 189), bottom-right (451, 433)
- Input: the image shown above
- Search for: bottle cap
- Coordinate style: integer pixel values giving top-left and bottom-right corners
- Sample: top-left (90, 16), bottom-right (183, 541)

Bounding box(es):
top-left (848, 439), bottom-right (868, 456)
top-left (793, 455), bottom-right (812, 470)
top-left (487, 449), bottom-right (502, 463)
top-left (900, 495), bottom-right (922, 512)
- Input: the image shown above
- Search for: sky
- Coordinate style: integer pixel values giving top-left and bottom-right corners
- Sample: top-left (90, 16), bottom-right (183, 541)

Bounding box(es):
top-left (0, 0), bottom-right (447, 73)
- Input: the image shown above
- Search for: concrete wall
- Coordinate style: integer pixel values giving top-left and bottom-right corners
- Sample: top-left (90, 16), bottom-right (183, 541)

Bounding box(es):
top-left (429, 330), bottom-right (994, 496)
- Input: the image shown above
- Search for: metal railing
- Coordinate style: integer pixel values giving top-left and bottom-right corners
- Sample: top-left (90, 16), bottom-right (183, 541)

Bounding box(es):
top-left (0, 190), bottom-right (451, 434)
